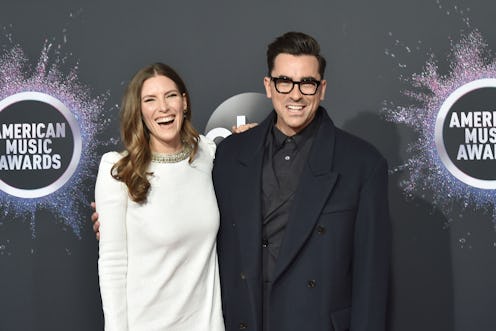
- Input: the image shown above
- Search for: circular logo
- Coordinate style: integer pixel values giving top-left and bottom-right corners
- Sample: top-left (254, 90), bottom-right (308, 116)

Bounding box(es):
top-left (435, 78), bottom-right (496, 189)
top-left (205, 92), bottom-right (272, 144)
top-left (0, 92), bottom-right (82, 198)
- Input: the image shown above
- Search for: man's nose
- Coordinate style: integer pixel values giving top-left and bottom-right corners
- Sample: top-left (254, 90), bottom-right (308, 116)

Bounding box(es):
top-left (289, 84), bottom-right (303, 100)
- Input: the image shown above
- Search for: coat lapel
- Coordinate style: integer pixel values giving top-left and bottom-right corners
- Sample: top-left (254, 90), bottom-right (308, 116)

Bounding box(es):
top-left (273, 111), bottom-right (339, 283)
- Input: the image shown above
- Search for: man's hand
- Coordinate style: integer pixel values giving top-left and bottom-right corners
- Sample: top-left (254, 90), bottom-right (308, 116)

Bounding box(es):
top-left (90, 201), bottom-right (100, 240)
top-left (231, 123), bottom-right (258, 134)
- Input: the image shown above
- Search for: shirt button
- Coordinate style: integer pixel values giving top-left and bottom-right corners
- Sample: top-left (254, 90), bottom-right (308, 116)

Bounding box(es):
top-left (307, 280), bottom-right (316, 288)
top-left (284, 155), bottom-right (291, 161)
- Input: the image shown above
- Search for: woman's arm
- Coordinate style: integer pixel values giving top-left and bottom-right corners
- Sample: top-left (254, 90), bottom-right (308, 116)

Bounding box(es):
top-left (95, 152), bottom-right (129, 331)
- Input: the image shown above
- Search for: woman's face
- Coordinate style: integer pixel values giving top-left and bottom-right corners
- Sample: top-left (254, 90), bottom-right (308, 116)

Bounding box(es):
top-left (140, 75), bottom-right (187, 153)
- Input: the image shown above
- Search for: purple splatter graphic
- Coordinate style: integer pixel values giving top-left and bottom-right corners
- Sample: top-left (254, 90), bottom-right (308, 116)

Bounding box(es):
top-left (384, 8), bottom-right (496, 223)
top-left (0, 29), bottom-right (116, 238)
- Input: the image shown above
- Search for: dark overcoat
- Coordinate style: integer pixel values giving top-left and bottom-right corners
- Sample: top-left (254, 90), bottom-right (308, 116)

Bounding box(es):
top-left (213, 108), bottom-right (391, 331)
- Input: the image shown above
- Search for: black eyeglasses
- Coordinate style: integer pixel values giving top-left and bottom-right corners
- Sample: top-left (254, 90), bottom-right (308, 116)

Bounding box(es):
top-left (270, 76), bottom-right (321, 95)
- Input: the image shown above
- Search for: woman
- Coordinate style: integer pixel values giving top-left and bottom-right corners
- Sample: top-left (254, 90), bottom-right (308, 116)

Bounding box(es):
top-left (95, 63), bottom-right (224, 331)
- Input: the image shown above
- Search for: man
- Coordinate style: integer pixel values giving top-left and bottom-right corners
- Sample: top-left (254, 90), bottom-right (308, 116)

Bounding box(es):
top-left (93, 31), bottom-right (390, 331)
top-left (212, 32), bottom-right (390, 331)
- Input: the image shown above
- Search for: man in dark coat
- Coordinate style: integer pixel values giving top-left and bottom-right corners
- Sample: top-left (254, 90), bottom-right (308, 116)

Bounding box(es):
top-left (212, 31), bottom-right (391, 331)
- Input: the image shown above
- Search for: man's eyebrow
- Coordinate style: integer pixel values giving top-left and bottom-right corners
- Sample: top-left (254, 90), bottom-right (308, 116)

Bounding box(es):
top-left (273, 75), bottom-right (318, 80)
top-left (300, 76), bottom-right (320, 81)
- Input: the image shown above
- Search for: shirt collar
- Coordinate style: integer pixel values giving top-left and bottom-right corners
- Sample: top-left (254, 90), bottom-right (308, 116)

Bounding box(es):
top-left (271, 107), bottom-right (322, 149)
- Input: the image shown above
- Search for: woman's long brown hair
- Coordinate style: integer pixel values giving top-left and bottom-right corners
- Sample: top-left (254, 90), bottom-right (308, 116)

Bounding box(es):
top-left (111, 63), bottom-right (199, 203)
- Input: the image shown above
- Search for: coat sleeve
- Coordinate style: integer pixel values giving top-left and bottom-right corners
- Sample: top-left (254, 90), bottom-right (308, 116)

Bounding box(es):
top-left (351, 156), bottom-right (391, 331)
top-left (95, 152), bottom-right (129, 331)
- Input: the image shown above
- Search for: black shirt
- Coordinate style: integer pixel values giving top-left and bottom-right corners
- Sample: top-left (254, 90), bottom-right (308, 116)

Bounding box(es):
top-left (261, 110), bottom-right (321, 330)
top-left (261, 111), bottom-right (320, 282)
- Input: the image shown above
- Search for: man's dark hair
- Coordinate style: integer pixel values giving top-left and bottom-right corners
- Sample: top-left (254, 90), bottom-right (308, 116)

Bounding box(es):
top-left (267, 31), bottom-right (326, 78)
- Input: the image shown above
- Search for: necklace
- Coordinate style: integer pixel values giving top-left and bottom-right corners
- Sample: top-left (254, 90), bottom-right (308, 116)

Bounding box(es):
top-left (151, 144), bottom-right (192, 163)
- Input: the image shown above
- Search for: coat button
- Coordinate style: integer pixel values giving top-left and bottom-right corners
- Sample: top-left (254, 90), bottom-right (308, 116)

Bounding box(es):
top-left (262, 239), bottom-right (269, 248)
top-left (239, 322), bottom-right (248, 329)
top-left (307, 279), bottom-right (316, 288)
top-left (316, 225), bottom-right (326, 235)
top-left (240, 272), bottom-right (246, 280)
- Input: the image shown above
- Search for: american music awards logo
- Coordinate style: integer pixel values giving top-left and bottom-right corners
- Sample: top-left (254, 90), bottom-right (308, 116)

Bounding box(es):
top-left (384, 4), bottom-right (496, 222)
top-left (435, 79), bottom-right (496, 190)
top-left (0, 40), bottom-right (109, 238)
top-left (0, 92), bottom-right (82, 198)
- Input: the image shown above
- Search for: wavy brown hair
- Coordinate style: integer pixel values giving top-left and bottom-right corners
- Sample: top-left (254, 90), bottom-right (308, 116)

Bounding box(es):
top-left (111, 63), bottom-right (199, 203)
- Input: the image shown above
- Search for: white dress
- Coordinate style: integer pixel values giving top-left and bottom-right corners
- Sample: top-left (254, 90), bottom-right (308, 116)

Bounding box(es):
top-left (96, 136), bottom-right (225, 331)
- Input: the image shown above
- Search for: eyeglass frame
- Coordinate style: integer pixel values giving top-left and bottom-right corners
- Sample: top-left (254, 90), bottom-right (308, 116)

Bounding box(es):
top-left (269, 76), bottom-right (322, 95)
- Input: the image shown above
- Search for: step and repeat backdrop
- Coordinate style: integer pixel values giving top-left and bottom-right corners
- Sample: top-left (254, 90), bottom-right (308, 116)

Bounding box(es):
top-left (1, 1), bottom-right (496, 330)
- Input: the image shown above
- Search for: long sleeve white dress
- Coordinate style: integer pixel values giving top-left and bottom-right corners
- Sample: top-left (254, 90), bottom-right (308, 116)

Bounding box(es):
top-left (96, 136), bottom-right (225, 331)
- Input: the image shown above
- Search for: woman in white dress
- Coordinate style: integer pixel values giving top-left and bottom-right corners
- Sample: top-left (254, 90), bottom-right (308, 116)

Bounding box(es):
top-left (95, 63), bottom-right (225, 331)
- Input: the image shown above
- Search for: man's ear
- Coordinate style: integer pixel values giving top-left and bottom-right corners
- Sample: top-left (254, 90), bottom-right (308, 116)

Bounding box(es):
top-left (263, 77), bottom-right (272, 99)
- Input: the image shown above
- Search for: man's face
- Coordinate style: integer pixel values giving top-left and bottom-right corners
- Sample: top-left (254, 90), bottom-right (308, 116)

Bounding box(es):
top-left (264, 53), bottom-right (326, 136)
